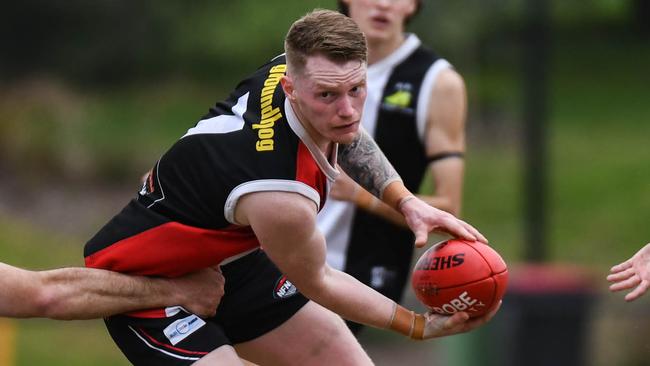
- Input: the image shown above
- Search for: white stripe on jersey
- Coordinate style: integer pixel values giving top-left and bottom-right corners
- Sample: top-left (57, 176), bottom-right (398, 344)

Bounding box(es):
top-left (224, 179), bottom-right (321, 225)
top-left (183, 92), bottom-right (249, 137)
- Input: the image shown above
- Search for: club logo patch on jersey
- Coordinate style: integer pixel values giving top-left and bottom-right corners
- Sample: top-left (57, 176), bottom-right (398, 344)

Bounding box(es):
top-left (273, 275), bottom-right (298, 299)
top-left (162, 314), bottom-right (206, 345)
top-left (382, 82), bottom-right (415, 115)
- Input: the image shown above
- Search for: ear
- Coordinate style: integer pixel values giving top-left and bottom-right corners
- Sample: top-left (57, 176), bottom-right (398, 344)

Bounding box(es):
top-left (280, 75), bottom-right (296, 101)
top-left (405, 0), bottom-right (417, 18)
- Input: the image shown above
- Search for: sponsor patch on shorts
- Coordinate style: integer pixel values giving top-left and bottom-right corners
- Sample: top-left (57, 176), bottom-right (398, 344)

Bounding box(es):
top-left (162, 314), bottom-right (206, 346)
top-left (273, 275), bottom-right (298, 299)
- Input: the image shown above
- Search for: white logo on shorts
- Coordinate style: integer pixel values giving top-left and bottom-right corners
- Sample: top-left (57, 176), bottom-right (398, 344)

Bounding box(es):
top-left (163, 314), bottom-right (206, 345)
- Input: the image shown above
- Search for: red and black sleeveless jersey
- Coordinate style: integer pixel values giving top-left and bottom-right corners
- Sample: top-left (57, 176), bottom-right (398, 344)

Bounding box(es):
top-left (84, 54), bottom-right (338, 278)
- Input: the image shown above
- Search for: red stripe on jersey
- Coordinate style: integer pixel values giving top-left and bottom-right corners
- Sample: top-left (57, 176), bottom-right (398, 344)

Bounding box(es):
top-left (295, 142), bottom-right (327, 209)
top-left (129, 308), bottom-right (168, 318)
top-left (85, 222), bottom-right (258, 277)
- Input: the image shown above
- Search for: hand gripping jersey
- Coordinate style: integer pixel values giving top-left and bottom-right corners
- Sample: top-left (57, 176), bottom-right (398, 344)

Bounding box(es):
top-left (84, 55), bottom-right (338, 316)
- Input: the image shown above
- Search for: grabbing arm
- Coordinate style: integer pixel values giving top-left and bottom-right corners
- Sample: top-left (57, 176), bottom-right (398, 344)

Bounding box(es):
top-left (0, 263), bottom-right (224, 319)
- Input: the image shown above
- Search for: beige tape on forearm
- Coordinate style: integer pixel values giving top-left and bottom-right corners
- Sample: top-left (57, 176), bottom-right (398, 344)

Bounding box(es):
top-left (381, 182), bottom-right (411, 211)
top-left (388, 303), bottom-right (425, 340)
top-left (411, 313), bottom-right (425, 340)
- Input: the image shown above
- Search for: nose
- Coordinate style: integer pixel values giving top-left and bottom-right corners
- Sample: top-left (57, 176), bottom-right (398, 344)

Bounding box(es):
top-left (372, 0), bottom-right (392, 8)
top-left (337, 95), bottom-right (355, 118)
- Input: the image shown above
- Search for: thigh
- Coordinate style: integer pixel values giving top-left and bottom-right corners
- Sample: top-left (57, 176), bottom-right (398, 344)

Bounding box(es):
top-left (105, 310), bottom-right (230, 366)
top-left (234, 301), bottom-right (374, 366)
top-left (190, 346), bottom-right (244, 366)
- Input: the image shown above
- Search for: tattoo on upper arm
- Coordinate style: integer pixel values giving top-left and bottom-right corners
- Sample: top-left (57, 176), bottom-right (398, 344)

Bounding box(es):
top-left (337, 129), bottom-right (401, 197)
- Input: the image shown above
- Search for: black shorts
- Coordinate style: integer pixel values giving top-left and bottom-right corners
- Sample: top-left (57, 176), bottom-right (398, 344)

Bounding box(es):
top-left (105, 249), bottom-right (308, 366)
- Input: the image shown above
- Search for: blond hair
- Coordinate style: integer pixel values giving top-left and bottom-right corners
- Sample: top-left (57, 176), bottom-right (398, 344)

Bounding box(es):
top-left (284, 9), bottom-right (367, 74)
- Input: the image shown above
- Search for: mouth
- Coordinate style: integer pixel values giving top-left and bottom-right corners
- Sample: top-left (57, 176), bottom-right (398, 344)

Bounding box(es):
top-left (334, 121), bottom-right (359, 132)
top-left (370, 15), bottom-right (390, 28)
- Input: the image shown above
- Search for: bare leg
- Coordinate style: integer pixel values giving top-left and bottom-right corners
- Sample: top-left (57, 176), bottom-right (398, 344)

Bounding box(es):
top-left (192, 345), bottom-right (245, 366)
top-left (235, 301), bottom-right (373, 366)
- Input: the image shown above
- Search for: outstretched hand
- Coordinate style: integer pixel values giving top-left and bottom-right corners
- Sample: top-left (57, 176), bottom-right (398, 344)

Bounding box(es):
top-left (422, 301), bottom-right (501, 339)
top-left (399, 196), bottom-right (488, 248)
top-left (608, 243), bottom-right (650, 302)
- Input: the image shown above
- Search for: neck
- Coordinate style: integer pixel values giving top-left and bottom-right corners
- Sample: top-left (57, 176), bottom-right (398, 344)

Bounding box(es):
top-left (367, 33), bottom-right (407, 65)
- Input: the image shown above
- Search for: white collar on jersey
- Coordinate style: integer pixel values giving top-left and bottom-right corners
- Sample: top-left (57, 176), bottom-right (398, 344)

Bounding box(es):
top-left (368, 33), bottom-right (421, 77)
top-left (284, 98), bottom-right (339, 182)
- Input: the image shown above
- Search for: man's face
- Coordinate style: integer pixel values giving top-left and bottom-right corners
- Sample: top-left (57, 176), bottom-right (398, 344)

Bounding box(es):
top-left (284, 55), bottom-right (367, 145)
top-left (343, 0), bottom-right (416, 43)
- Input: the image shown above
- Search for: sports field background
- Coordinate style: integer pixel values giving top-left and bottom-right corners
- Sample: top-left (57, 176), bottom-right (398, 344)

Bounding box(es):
top-left (1, 1), bottom-right (649, 365)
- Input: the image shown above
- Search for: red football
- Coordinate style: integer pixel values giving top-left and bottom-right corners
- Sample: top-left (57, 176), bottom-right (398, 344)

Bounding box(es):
top-left (411, 239), bottom-right (508, 318)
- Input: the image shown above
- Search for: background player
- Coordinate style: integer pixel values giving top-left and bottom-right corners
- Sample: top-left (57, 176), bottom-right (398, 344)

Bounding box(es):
top-left (317, 0), bottom-right (468, 333)
top-left (608, 243), bottom-right (650, 301)
top-left (0, 262), bottom-right (224, 319)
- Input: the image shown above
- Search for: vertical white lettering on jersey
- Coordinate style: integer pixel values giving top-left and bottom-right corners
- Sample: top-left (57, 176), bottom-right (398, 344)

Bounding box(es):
top-left (183, 93), bottom-right (249, 138)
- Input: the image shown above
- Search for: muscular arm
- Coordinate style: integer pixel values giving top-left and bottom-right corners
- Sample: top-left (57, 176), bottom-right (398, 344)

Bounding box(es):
top-left (0, 263), bottom-right (224, 320)
top-left (235, 191), bottom-right (495, 338)
top-left (237, 191), bottom-right (397, 329)
top-left (420, 68), bottom-right (467, 216)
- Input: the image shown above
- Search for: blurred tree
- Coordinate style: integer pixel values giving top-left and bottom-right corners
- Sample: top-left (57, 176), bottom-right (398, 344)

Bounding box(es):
top-left (0, 0), bottom-right (334, 86)
top-left (632, 0), bottom-right (650, 35)
top-left (0, 1), bottom-right (180, 84)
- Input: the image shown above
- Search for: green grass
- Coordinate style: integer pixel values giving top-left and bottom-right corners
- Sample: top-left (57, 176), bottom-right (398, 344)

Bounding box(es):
top-left (15, 320), bottom-right (128, 366)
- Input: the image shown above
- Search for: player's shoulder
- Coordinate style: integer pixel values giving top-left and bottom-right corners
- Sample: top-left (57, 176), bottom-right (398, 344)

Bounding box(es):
top-left (431, 67), bottom-right (465, 97)
top-left (241, 54), bottom-right (287, 87)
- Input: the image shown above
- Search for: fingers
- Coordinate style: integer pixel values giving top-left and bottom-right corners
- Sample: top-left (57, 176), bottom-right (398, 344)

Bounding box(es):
top-left (460, 220), bottom-right (488, 243)
top-left (464, 300), bottom-right (502, 329)
top-left (203, 307), bottom-right (217, 318)
top-left (606, 267), bottom-right (635, 282)
top-left (444, 218), bottom-right (477, 242)
top-left (610, 261), bottom-right (632, 273)
top-left (609, 274), bottom-right (640, 292)
top-left (442, 312), bottom-right (470, 330)
top-left (443, 216), bottom-right (488, 244)
top-left (414, 229), bottom-right (428, 248)
top-left (625, 280), bottom-right (650, 302)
